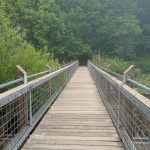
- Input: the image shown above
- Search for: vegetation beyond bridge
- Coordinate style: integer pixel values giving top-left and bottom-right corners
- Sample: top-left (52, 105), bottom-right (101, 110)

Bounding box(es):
top-left (0, 0), bottom-right (150, 87)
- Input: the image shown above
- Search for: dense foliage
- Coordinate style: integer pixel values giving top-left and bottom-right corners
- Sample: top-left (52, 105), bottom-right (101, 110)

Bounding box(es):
top-left (92, 54), bottom-right (130, 74)
top-left (0, 0), bottom-right (150, 84)
top-left (92, 54), bottom-right (150, 87)
top-left (0, 0), bottom-right (58, 84)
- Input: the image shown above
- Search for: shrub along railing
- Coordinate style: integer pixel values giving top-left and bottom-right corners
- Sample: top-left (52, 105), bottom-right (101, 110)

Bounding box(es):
top-left (0, 62), bottom-right (73, 91)
top-left (0, 61), bottom-right (79, 150)
top-left (88, 61), bottom-right (150, 150)
top-left (92, 63), bottom-right (150, 93)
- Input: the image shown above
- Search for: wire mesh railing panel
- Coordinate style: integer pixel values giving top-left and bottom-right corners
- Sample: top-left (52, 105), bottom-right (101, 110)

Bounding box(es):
top-left (0, 61), bottom-right (78, 150)
top-left (120, 93), bottom-right (150, 150)
top-left (31, 81), bottom-right (51, 117)
top-left (88, 61), bottom-right (150, 150)
top-left (0, 93), bottom-right (29, 149)
top-left (51, 72), bottom-right (66, 96)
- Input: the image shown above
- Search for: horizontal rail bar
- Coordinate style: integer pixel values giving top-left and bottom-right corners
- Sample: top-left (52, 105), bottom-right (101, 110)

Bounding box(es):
top-left (100, 66), bottom-right (123, 78)
top-left (0, 63), bottom-right (71, 90)
top-left (127, 78), bottom-right (150, 93)
top-left (92, 62), bottom-right (150, 93)
top-left (0, 78), bottom-right (23, 89)
top-left (88, 61), bottom-right (150, 150)
top-left (0, 60), bottom-right (79, 150)
top-left (93, 63), bottom-right (123, 78)
top-left (88, 61), bottom-right (150, 117)
top-left (0, 61), bottom-right (78, 107)
top-left (27, 70), bottom-right (49, 79)
top-left (0, 70), bottom-right (50, 89)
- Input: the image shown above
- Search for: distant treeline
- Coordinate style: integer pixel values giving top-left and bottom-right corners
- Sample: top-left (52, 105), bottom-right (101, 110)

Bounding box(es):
top-left (0, 0), bottom-right (150, 83)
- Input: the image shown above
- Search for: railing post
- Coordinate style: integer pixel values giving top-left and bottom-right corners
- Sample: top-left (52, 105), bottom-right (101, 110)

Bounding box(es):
top-left (16, 65), bottom-right (27, 84)
top-left (59, 64), bottom-right (61, 69)
top-left (29, 90), bottom-right (33, 126)
top-left (46, 65), bottom-right (51, 98)
top-left (123, 65), bottom-right (135, 87)
top-left (98, 54), bottom-right (100, 65)
top-left (106, 82), bottom-right (110, 104)
top-left (46, 65), bottom-right (51, 74)
top-left (117, 87), bottom-right (121, 130)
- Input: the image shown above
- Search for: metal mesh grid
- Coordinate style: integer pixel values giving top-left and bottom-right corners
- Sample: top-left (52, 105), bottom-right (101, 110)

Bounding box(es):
top-left (0, 61), bottom-right (78, 150)
top-left (31, 71), bottom-right (68, 118)
top-left (120, 93), bottom-right (150, 150)
top-left (51, 72), bottom-right (67, 96)
top-left (0, 93), bottom-right (29, 149)
top-left (88, 62), bottom-right (150, 150)
top-left (31, 81), bottom-right (51, 116)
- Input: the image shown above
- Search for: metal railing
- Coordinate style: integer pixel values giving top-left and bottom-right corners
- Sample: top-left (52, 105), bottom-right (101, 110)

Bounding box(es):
top-left (94, 64), bottom-right (123, 79)
top-left (127, 79), bottom-right (150, 93)
top-left (0, 63), bottom-right (71, 90)
top-left (93, 63), bottom-right (150, 93)
top-left (0, 61), bottom-right (79, 150)
top-left (88, 61), bottom-right (150, 150)
top-left (0, 78), bottom-right (24, 89)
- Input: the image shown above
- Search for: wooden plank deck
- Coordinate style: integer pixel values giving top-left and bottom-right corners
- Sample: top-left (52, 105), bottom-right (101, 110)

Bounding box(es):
top-left (22, 67), bottom-right (124, 150)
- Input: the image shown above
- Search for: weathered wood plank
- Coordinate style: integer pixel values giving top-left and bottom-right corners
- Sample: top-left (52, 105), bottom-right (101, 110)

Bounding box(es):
top-left (22, 67), bottom-right (124, 150)
top-left (22, 144), bottom-right (124, 150)
top-left (36, 125), bottom-right (116, 130)
top-left (26, 139), bottom-right (123, 147)
top-left (34, 128), bottom-right (118, 133)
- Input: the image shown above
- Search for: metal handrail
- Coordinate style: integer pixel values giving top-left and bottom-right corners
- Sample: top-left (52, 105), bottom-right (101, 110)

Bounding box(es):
top-left (127, 78), bottom-right (150, 93)
top-left (0, 60), bottom-right (79, 150)
top-left (99, 66), bottom-right (123, 79)
top-left (88, 61), bottom-right (150, 150)
top-left (0, 71), bottom-right (50, 90)
top-left (0, 78), bottom-right (23, 89)
top-left (92, 61), bottom-right (150, 93)
top-left (0, 63), bottom-right (73, 90)
top-left (92, 62), bottom-right (123, 78)
top-left (27, 70), bottom-right (49, 79)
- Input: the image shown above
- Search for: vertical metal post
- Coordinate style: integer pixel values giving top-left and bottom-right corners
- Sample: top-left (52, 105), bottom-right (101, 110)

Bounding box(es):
top-left (117, 87), bottom-right (121, 130)
top-left (29, 90), bottom-right (33, 126)
top-left (46, 65), bottom-right (51, 98)
top-left (46, 65), bottom-right (51, 74)
top-left (123, 65), bottom-right (135, 87)
top-left (16, 65), bottom-right (27, 84)
top-left (98, 53), bottom-right (100, 66)
top-left (106, 82), bottom-right (110, 104)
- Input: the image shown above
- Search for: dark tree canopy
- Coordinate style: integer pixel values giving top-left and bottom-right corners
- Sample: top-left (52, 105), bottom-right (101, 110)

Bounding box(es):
top-left (0, 0), bottom-right (150, 66)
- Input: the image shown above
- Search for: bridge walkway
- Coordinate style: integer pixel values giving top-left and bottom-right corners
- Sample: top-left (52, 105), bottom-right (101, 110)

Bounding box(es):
top-left (22, 67), bottom-right (124, 150)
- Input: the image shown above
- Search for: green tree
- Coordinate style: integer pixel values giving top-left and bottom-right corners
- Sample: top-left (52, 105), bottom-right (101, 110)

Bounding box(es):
top-left (55, 0), bottom-right (141, 60)
top-left (0, 1), bottom-right (58, 84)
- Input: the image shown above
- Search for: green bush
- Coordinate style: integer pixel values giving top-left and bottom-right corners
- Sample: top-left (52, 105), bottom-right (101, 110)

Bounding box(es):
top-left (0, 44), bottom-right (59, 84)
top-left (136, 74), bottom-right (150, 87)
top-left (92, 54), bottom-right (150, 88)
top-left (0, 7), bottom-right (59, 85)
top-left (92, 54), bottom-right (129, 74)
top-left (133, 57), bottom-right (150, 87)
top-left (131, 57), bottom-right (150, 74)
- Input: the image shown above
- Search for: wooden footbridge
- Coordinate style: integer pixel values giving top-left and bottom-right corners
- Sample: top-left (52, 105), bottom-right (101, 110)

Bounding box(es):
top-left (0, 61), bottom-right (149, 150)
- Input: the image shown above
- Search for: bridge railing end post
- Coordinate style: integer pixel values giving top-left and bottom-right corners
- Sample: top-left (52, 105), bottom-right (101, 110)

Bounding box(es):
top-left (46, 65), bottom-right (51, 74)
top-left (16, 65), bottom-right (27, 84)
top-left (123, 65), bottom-right (135, 87)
